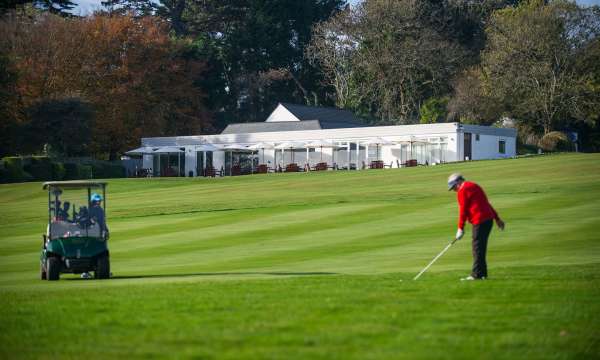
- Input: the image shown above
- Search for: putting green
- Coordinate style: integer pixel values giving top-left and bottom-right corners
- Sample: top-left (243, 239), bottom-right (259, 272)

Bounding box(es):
top-left (1, 153), bottom-right (599, 359)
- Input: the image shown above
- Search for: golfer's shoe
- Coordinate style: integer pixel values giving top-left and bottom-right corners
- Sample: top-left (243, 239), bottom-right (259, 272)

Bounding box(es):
top-left (461, 276), bottom-right (486, 281)
top-left (81, 272), bottom-right (92, 279)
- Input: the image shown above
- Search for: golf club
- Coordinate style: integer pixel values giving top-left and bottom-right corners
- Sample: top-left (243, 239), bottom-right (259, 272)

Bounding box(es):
top-left (413, 238), bottom-right (458, 280)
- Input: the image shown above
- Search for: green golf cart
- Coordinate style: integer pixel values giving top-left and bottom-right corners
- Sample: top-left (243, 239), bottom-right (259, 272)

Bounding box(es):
top-left (40, 181), bottom-right (110, 281)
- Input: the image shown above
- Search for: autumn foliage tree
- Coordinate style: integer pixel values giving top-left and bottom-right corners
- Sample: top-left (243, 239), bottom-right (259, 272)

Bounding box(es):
top-left (0, 12), bottom-right (211, 159)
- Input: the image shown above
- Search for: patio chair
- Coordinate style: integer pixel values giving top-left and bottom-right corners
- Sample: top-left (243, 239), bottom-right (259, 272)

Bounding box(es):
top-left (285, 163), bottom-right (299, 172)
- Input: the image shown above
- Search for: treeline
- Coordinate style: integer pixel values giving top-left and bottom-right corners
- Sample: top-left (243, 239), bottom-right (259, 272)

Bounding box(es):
top-left (308, 0), bottom-right (600, 151)
top-left (1, 0), bottom-right (599, 160)
top-left (0, 0), bottom-right (347, 159)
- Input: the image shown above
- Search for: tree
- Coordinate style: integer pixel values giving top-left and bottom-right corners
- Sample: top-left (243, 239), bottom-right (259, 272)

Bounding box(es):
top-left (100, 0), bottom-right (157, 17)
top-left (447, 67), bottom-right (502, 124)
top-left (0, 53), bottom-right (22, 157)
top-left (420, 97), bottom-right (449, 124)
top-left (0, 13), bottom-right (212, 159)
top-left (308, 0), bottom-right (527, 124)
top-left (481, 0), bottom-right (600, 134)
top-left (306, 6), bottom-right (360, 109)
top-left (155, 0), bottom-right (346, 127)
top-left (25, 97), bottom-right (94, 156)
top-left (0, 0), bottom-right (76, 15)
top-left (350, 0), bottom-right (470, 123)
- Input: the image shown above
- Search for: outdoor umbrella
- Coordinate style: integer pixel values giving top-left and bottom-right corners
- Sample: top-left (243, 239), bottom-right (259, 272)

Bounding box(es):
top-left (364, 137), bottom-right (394, 161)
top-left (305, 140), bottom-right (337, 162)
top-left (152, 147), bottom-right (184, 176)
top-left (274, 141), bottom-right (306, 164)
top-left (396, 137), bottom-right (431, 164)
top-left (248, 142), bottom-right (275, 164)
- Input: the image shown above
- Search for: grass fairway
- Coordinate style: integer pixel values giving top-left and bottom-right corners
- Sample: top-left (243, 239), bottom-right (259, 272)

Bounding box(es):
top-left (1, 153), bottom-right (599, 359)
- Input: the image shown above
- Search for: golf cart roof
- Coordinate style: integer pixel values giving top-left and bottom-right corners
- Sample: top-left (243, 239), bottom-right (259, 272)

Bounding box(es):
top-left (42, 181), bottom-right (108, 190)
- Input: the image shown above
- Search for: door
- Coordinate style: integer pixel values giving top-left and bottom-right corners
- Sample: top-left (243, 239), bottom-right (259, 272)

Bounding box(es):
top-left (196, 151), bottom-right (204, 176)
top-left (205, 151), bottom-right (213, 170)
top-left (464, 132), bottom-right (472, 160)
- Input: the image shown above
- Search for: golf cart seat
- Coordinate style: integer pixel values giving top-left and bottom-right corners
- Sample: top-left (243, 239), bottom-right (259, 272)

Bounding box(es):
top-left (50, 220), bottom-right (102, 239)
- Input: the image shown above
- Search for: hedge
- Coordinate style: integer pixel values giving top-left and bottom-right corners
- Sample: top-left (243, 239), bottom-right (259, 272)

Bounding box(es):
top-left (52, 162), bottom-right (65, 181)
top-left (0, 157), bottom-right (126, 183)
top-left (64, 163), bottom-right (93, 180)
top-left (1, 157), bottom-right (33, 183)
top-left (90, 163), bottom-right (125, 178)
top-left (24, 157), bottom-right (53, 181)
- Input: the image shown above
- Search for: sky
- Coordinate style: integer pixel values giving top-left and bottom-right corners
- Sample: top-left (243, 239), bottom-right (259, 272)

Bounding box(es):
top-left (72, 0), bottom-right (600, 16)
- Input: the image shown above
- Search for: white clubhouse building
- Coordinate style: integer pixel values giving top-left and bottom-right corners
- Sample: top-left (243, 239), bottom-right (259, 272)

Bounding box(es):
top-left (128, 103), bottom-right (517, 177)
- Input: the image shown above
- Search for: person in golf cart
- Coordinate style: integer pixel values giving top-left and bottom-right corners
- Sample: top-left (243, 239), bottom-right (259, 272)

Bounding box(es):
top-left (57, 201), bottom-right (70, 221)
top-left (80, 193), bottom-right (108, 279)
top-left (89, 193), bottom-right (108, 237)
top-left (448, 173), bottom-right (505, 281)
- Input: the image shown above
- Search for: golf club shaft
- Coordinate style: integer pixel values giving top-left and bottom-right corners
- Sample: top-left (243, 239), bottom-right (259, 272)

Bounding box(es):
top-left (413, 239), bottom-right (457, 280)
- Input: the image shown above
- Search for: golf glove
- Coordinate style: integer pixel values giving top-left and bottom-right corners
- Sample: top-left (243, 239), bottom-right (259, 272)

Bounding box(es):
top-left (455, 228), bottom-right (464, 241)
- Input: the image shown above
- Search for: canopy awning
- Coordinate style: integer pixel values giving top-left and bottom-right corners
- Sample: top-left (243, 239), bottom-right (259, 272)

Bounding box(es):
top-left (305, 140), bottom-right (338, 148)
top-left (125, 146), bottom-right (156, 155)
top-left (219, 144), bottom-right (252, 151)
top-left (153, 146), bottom-right (184, 153)
top-left (274, 141), bottom-right (306, 149)
top-left (195, 144), bottom-right (220, 152)
top-left (364, 137), bottom-right (394, 146)
top-left (247, 142), bottom-right (275, 150)
top-left (395, 137), bottom-right (432, 145)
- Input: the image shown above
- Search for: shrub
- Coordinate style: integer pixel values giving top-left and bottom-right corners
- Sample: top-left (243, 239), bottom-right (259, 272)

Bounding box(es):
top-left (64, 163), bottom-right (79, 180)
top-left (24, 163), bottom-right (52, 181)
top-left (24, 157), bottom-right (53, 181)
top-left (89, 162), bottom-right (125, 179)
top-left (64, 163), bottom-right (93, 180)
top-left (0, 161), bottom-right (8, 183)
top-left (79, 165), bottom-right (92, 179)
top-left (52, 162), bottom-right (65, 181)
top-left (539, 131), bottom-right (570, 152)
top-left (1, 157), bottom-right (31, 182)
top-left (517, 141), bottom-right (539, 155)
top-left (104, 163), bottom-right (125, 178)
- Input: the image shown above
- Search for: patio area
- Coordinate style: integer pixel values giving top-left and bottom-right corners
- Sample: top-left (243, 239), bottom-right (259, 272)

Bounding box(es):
top-left (125, 136), bottom-right (448, 178)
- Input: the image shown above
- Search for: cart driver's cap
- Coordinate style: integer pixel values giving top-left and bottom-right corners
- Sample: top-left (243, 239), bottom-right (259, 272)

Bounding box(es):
top-left (91, 193), bottom-right (103, 202)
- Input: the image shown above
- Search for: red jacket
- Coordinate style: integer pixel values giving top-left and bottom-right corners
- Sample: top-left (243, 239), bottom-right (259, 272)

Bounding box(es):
top-left (457, 181), bottom-right (498, 230)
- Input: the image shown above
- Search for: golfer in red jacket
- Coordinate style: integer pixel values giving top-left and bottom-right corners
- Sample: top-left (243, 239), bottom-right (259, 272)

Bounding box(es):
top-left (448, 173), bottom-right (505, 280)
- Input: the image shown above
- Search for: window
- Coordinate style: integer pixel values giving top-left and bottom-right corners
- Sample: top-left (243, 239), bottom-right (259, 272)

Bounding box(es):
top-left (499, 140), bottom-right (506, 154)
top-left (475, 134), bottom-right (480, 141)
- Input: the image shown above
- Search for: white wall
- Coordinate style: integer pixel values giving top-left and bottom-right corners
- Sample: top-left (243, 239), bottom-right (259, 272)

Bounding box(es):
top-left (184, 147), bottom-right (196, 176)
top-left (142, 154), bottom-right (153, 169)
top-left (142, 123), bottom-right (461, 147)
top-left (138, 123), bottom-right (517, 171)
top-left (265, 104), bottom-right (300, 122)
top-left (213, 151), bottom-right (225, 172)
top-left (471, 134), bottom-right (515, 160)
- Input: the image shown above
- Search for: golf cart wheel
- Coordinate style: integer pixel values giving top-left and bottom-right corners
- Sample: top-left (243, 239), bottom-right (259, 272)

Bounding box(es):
top-left (95, 254), bottom-right (110, 279)
top-left (40, 262), bottom-right (47, 280)
top-left (47, 257), bottom-right (60, 281)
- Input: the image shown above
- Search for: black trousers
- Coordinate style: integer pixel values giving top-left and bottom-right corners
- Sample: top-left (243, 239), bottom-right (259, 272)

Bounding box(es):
top-left (471, 219), bottom-right (494, 279)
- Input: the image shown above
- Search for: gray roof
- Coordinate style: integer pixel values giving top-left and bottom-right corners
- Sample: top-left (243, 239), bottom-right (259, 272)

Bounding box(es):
top-left (222, 120), bottom-right (323, 135)
top-left (280, 103), bottom-right (366, 127)
top-left (221, 103), bottom-right (368, 135)
top-left (461, 124), bottom-right (517, 138)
